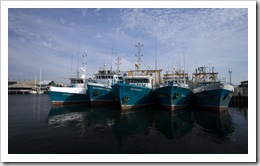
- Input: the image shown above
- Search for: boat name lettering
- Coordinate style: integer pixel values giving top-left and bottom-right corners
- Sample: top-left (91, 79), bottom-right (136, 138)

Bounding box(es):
top-left (130, 88), bottom-right (142, 92)
top-left (93, 87), bottom-right (110, 91)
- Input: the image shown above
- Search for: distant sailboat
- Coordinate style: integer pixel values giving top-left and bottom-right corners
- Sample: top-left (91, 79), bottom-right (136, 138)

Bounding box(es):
top-left (29, 68), bottom-right (44, 94)
top-left (37, 68), bottom-right (44, 94)
top-left (29, 75), bottom-right (38, 94)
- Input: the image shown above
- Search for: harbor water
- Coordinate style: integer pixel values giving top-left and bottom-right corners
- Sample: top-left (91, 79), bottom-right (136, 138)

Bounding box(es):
top-left (8, 94), bottom-right (248, 154)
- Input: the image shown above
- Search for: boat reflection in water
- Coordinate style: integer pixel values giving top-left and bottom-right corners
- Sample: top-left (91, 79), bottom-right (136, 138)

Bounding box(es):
top-left (47, 104), bottom-right (90, 128)
top-left (155, 108), bottom-right (194, 140)
top-left (46, 104), bottom-right (239, 154)
top-left (193, 108), bottom-right (236, 142)
top-left (47, 104), bottom-right (119, 130)
top-left (113, 108), bottom-right (158, 138)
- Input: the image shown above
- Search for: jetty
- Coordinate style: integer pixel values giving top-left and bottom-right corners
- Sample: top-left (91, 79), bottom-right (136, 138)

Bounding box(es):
top-left (229, 80), bottom-right (248, 107)
top-left (8, 80), bottom-right (55, 94)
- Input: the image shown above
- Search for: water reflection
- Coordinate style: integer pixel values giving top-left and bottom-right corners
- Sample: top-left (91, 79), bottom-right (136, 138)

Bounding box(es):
top-left (47, 104), bottom-right (91, 139)
top-left (9, 95), bottom-right (247, 154)
top-left (113, 109), bottom-right (157, 139)
top-left (31, 94), bottom-right (42, 120)
top-left (193, 108), bottom-right (236, 142)
top-left (47, 104), bottom-right (239, 150)
top-left (47, 104), bottom-right (90, 128)
top-left (229, 107), bottom-right (248, 121)
top-left (155, 108), bottom-right (194, 140)
top-left (87, 107), bottom-right (119, 138)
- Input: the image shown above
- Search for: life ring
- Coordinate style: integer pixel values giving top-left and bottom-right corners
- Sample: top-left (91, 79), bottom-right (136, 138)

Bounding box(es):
top-left (173, 93), bottom-right (179, 99)
top-left (93, 90), bottom-right (99, 96)
top-left (122, 96), bottom-right (129, 103)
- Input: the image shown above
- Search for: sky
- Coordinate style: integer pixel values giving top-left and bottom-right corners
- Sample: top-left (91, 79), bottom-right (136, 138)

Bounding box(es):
top-left (8, 7), bottom-right (248, 85)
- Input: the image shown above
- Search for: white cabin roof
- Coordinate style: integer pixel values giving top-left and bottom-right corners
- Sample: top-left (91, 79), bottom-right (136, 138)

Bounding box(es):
top-left (124, 75), bottom-right (153, 79)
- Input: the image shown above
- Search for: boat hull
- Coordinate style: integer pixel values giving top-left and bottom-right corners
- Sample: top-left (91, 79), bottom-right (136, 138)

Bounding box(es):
top-left (112, 84), bottom-right (155, 110)
top-left (48, 87), bottom-right (89, 105)
top-left (193, 84), bottom-right (234, 111)
top-left (87, 83), bottom-right (117, 106)
top-left (156, 86), bottom-right (193, 111)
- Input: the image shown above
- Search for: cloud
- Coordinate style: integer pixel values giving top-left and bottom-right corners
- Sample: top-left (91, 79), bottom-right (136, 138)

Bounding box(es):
top-left (120, 8), bottom-right (247, 45)
top-left (7, 8), bottom-right (248, 85)
top-left (60, 17), bottom-right (65, 24)
top-left (36, 19), bottom-right (41, 24)
top-left (78, 9), bottom-right (87, 17)
top-left (9, 71), bottom-right (25, 76)
top-left (94, 33), bottom-right (102, 38)
top-left (118, 8), bottom-right (248, 84)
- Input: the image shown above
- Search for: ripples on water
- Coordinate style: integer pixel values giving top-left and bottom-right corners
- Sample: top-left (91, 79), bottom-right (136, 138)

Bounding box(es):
top-left (8, 94), bottom-right (248, 154)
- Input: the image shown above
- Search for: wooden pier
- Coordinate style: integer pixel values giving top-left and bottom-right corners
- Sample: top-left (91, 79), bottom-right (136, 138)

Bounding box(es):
top-left (8, 89), bottom-right (31, 95)
top-left (229, 95), bottom-right (248, 107)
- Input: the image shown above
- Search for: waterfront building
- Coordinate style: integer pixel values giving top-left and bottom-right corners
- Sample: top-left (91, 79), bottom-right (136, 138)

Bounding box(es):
top-left (8, 80), bottom-right (55, 94)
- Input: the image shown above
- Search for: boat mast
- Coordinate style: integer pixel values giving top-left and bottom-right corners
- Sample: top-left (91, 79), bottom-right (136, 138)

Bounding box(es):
top-left (110, 36), bottom-right (114, 71)
top-left (115, 57), bottom-right (121, 74)
top-left (228, 68), bottom-right (232, 84)
top-left (135, 43), bottom-right (143, 71)
top-left (155, 35), bottom-right (158, 86)
top-left (155, 42), bottom-right (157, 72)
top-left (39, 68), bottom-right (41, 92)
top-left (77, 43), bottom-right (79, 79)
top-left (71, 45), bottom-right (74, 77)
top-left (82, 52), bottom-right (87, 79)
top-left (182, 40), bottom-right (186, 74)
top-left (34, 75), bottom-right (36, 89)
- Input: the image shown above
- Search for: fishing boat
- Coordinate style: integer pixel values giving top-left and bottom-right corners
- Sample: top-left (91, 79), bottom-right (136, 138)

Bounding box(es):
top-left (87, 64), bottom-right (123, 106)
top-left (112, 43), bottom-right (162, 110)
top-left (48, 76), bottom-right (89, 105)
top-left (113, 74), bottom-right (155, 110)
top-left (155, 68), bottom-right (193, 110)
top-left (192, 66), bottom-right (234, 111)
top-left (47, 54), bottom-right (89, 105)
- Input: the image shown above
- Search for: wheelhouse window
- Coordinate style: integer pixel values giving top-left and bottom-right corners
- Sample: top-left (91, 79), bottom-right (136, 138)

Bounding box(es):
top-left (125, 78), bottom-right (150, 84)
top-left (71, 79), bottom-right (83, 84)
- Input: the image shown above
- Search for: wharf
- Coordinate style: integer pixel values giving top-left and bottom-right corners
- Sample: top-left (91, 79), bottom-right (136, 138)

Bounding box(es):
top-left (8, 80), bottom-right (55, 95)
top-left (229, 95), bottom-right (248, 107)
top-left (9, 89), bottom-right (31, 95)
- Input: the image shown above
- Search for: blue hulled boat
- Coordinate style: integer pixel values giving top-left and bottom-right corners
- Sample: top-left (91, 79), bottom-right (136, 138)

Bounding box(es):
top-left (113, 75), bottom-right (156, 110)
top-left (48, 77), bottom-right (89, 105)
top-left (192, 66), bottom-right (234, 111)
top-left (87, 65), bottom-right (123, 106)
top-left (112, 43), bottom-right (162, 110)
top-left (156, 69), bottom-right (193, 110)
top-left (47, 54), bottom-right (89, 105)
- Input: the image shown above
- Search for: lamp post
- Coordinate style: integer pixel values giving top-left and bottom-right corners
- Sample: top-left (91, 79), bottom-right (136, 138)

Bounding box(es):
top-left (228, 69), bottom-right (232, 84)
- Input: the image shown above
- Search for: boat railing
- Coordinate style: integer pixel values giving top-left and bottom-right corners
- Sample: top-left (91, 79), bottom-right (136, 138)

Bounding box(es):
top-left (217, 77), bottom-right (227, 83)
